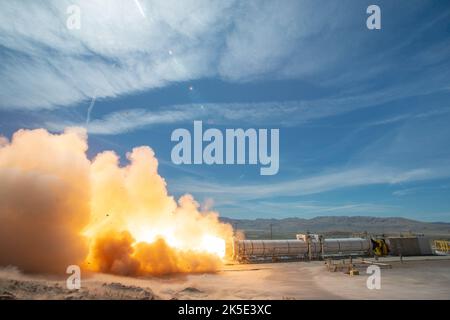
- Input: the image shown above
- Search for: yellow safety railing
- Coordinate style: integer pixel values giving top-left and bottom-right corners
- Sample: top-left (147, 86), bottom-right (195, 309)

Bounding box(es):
top-left (434, 240), bottom-right (450, 254)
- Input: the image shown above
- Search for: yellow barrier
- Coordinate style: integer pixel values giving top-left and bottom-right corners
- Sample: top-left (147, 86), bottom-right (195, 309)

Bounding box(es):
top-left (434, 240), bottom-right (450, 254)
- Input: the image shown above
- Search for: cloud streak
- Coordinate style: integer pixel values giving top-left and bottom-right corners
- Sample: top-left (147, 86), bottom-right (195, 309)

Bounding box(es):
top-left (44, 84), bottom-right (448, 135)
top-left (170, 165), bottom-right (450, 201)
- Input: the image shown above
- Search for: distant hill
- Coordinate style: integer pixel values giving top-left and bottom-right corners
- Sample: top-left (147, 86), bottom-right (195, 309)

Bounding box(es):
top-left (220, 216), bottom-right (450, 240)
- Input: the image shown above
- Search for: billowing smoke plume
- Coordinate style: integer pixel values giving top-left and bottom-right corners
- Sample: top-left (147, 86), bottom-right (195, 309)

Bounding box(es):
top-left (0, 128), bottom-right (232, 275)
top-left (0, 128), bottom-right (91, 273)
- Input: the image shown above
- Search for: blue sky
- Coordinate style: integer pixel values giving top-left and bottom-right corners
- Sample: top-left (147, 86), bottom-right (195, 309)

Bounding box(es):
top-left (1, 0), bottom-right (450, 221)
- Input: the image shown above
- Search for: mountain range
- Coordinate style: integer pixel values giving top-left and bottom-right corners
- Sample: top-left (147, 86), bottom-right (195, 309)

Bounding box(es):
top-left (220, 216), bottom-right (450, 240)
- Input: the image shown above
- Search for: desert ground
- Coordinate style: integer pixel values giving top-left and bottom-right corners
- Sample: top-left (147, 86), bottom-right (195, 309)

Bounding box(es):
top-left (1, 256), bottom-right (449, 300)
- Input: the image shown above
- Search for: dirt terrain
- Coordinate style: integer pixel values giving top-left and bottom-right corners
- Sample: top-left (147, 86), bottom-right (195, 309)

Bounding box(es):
top-left (1, 256), bottom-right (449, 300)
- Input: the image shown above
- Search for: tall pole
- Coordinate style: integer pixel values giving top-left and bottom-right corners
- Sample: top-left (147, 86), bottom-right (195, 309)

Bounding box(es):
top-left (270, 223), bottom-right (273, 240)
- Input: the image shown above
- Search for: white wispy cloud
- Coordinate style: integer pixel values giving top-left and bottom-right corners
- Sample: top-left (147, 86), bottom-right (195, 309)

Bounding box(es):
top-left (43, 101), bottom-right (304, 134)
top-left (364, 107), bottom-right (450, 127)
top-left (46, 107), bottom-right (194, 134)
top-left (169, 165), bottom-right (450, 201)
top-left (1, 0), bottom-right (448, 110)
top-left (0, 0), bottom-right (324, 110)
top-left (392, 184), bottom-right (449, 197)
top-left (44, 84), bottom-right (448, 135)
top-left (0, 0), bottom-right (230, 109)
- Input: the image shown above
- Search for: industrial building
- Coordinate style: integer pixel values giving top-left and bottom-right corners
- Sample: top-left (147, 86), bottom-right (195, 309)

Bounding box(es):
top-left (232, 233), bottom-right (434, 263)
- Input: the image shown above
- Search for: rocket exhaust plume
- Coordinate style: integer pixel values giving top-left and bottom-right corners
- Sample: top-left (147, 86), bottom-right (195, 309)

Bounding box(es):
top-left (0, 128), bottom-right (233, 275)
